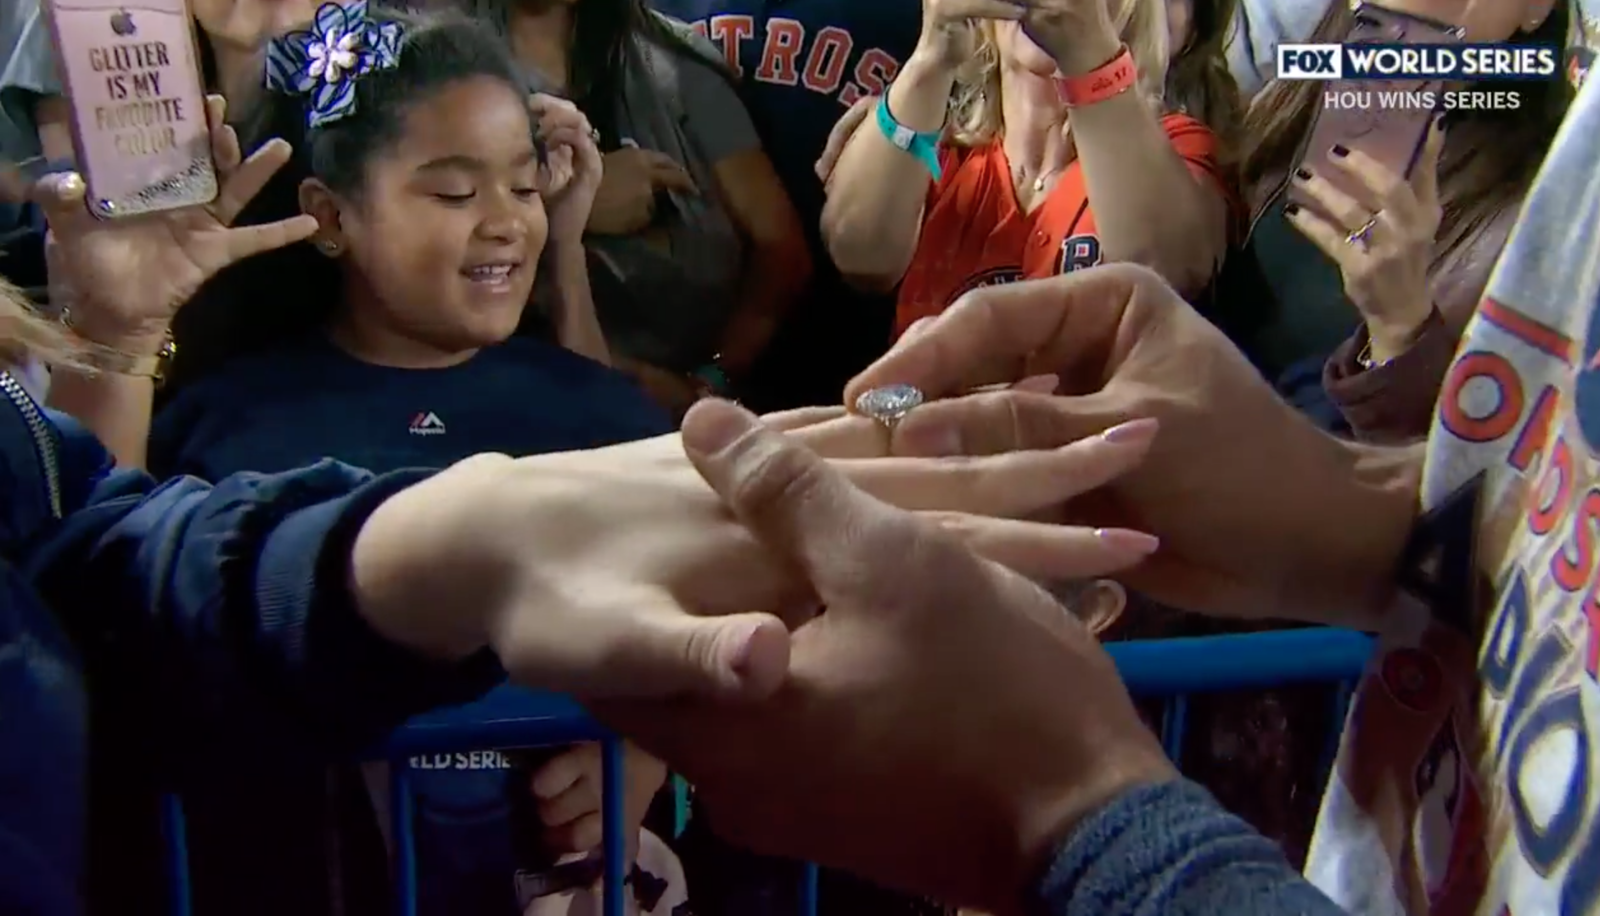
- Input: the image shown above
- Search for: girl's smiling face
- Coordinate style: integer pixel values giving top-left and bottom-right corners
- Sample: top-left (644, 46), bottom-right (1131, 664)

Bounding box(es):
top-left (305, 74), bottom-right (549, 358)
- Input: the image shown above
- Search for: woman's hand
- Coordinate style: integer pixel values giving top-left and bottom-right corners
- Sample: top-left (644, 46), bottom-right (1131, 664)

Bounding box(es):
top-left (531, 94), bottom-right (605, 249)
top-left (844, 266), bottom-right (1421, 627)
top-left (815, 96), bottom-right (877, 183)
top-left (1287, 120), bottom-right (1444, 364)
top-left (1018, 0), bottom-right (1122, 75)
top-left (916, 0), bottom-right (1028, 66)
top-left (588, 146), bottom-right (698, 236)
top-left (531, 742), bottom-right (666, 856)
top-left (190, 0), bottom-right (315, 51)
top-left (350, 398), bottom-right (1161, 700)
top-left (38, 95), bottom-right (317, 353)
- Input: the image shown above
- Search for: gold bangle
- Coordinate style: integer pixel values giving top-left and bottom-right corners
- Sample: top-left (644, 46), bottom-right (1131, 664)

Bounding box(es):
top-left (59, 307), bottom-right (177, 380)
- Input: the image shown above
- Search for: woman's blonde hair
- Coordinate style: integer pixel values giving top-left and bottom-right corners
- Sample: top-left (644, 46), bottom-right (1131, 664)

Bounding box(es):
top-left (0, 275), bottom-right (86, 370)
top-left (948, 0), bottom-right (1170, 147)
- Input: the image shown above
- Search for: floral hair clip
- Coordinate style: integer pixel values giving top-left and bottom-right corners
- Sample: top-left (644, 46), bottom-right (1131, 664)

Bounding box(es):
top-left (265, 0), bottom-right (404, 128)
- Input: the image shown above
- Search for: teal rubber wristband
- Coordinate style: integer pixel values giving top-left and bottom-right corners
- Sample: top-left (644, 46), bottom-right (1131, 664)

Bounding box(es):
top-left (875, 94), bottom-right (943, 181)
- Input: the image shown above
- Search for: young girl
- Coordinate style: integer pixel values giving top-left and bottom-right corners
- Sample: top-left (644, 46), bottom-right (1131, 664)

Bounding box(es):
top-left (147, 7), bottom-right (677, 915)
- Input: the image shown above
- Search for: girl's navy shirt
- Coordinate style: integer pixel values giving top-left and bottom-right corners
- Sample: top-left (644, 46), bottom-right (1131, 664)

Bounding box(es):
top-left (149, 335), bottom-right (672, 916)
top-left (152, 335), bottom-right (671, 480)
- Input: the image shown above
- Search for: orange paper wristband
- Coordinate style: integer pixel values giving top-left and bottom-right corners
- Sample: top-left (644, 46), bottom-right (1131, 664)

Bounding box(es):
top-left (1055, 46), bottom-right (1136, 107)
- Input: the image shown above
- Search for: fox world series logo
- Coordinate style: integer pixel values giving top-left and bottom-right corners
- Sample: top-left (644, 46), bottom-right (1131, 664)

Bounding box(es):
top-left (1277, 42), bottom-right (1560, 80)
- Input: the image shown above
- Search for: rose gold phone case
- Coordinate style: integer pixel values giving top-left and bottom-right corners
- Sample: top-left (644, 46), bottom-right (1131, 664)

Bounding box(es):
top-left (45, 0), bottom-right (218, 219)
top-left (1287, 3), bottom-right (1465, 216)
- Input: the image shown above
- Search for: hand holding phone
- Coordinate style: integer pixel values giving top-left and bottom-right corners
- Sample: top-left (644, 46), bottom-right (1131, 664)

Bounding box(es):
top-left (45, 0), bottom-right (219, 218)
top-left (1286, 1), bottom-right (1464, 218)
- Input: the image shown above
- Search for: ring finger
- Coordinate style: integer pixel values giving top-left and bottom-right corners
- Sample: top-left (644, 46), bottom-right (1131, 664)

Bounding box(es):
top-left (1291, 168), bottom-right (1375, 236)
top-left (836, 418), bottom-right (1156, 516)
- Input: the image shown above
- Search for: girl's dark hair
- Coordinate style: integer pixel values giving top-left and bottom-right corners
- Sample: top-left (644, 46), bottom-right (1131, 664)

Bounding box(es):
top-left (1165, 0), bottom-right (1245, 162)
top-left (297, 8), bottom-right (530, 194)
top-left (1239, 0), bottom-right (1573, 269)
top-left (465, 0), bottom-right (717, 149)
top-left (164, 7), bottom-right (535, 392)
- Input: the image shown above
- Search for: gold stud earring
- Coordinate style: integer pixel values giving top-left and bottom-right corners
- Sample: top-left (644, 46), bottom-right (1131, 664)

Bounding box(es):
top-left (318, 240), bottom-right (341, 256)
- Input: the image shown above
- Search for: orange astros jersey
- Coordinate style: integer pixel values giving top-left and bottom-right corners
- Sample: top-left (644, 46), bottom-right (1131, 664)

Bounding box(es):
top-left (894, 112), bottom-right (1227, 340)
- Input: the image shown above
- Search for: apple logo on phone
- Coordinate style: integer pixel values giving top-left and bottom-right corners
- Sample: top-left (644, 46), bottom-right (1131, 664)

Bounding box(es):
top-left (109, 9), bottom-right (136, 36)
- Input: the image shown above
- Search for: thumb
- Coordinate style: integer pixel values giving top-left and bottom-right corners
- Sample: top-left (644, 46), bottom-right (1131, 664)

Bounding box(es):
top-left (30, 171), bottom-right (92, 230)
top-left (502, 583), bottom-right (792, 701)
top-left (682, 398), bottom-right (918, 607)
top-left (578, 603), bottom-right (793, 701)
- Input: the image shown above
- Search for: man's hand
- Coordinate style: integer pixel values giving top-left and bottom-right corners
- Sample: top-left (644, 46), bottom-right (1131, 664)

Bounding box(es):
top-left (849, 265), bottom-right (1422, 626)
top-left (595, 401), bottom-right (1175, 913)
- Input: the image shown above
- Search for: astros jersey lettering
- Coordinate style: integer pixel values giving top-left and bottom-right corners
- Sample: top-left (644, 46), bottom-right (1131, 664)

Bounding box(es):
top-left (650, 0), bottom-right (919, 227)
top-left (894, 113), bottom-right (1225, 339)
top-left (1303, 68), bottom-right (1600, 916)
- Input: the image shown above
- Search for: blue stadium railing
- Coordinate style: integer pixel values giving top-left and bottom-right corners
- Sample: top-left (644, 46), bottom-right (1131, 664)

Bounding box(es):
top-left (161, 627), bottom-right (1375, 916)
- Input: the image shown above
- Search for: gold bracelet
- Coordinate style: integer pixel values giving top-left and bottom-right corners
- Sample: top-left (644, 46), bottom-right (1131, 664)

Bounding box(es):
top-left (59, 307), bottom-right (177, 380)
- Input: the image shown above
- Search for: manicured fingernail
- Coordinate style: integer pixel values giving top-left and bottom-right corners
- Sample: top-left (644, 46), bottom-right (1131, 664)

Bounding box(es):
top-left (1100, 417), bottom-right (1158, 444)
top-left (1330, 144), bottom-right (1350, 157)
top-left (1294, 167), bottom-right (1313, 181)
top-left (1096, 528), bottom-right (1160, 554)
top-left (1284, 203), bottom-right (1301, 216)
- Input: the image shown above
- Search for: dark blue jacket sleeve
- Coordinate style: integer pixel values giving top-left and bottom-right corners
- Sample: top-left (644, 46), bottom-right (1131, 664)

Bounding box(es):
top-left (1036, 780), bottom-right (1347, 916)
top-left (24, 458), bottom-right (503, 774)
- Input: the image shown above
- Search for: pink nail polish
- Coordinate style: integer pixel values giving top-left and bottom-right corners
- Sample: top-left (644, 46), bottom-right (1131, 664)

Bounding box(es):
top-left (1100, 417), bottom-right (1158, 444)
top-left (1095, 528), bottom-right (1160, 553)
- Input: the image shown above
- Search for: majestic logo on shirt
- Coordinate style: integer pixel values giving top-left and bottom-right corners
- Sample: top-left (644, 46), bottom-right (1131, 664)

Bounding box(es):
top-left (686, 16), bottom-right (902, 108)
top-left (1058, 234), bottom-right (1103, 274)
top-left (949, 267), bottom-right (1025, 302)
top-left (409, 411), bottom-right (446, 436)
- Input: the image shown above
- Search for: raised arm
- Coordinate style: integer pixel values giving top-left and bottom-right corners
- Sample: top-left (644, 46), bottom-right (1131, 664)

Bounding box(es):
top-left (1026, 1), bottom-right (1232, 294)
top-left (818, 45), bottom-right (955, 291)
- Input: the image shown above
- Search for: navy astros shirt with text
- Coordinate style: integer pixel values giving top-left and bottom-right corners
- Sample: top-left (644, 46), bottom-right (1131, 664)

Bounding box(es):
top-left (651, 0), bottom-right (921, 226)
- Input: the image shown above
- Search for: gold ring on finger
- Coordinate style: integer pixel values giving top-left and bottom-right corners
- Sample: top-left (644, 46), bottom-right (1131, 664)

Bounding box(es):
top-left (1345, 214), bottom-right (1380, 248)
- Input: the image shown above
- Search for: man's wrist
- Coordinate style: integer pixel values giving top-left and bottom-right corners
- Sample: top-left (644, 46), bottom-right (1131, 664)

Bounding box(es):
top-left (1016, 757), bottom-right (1178, 898)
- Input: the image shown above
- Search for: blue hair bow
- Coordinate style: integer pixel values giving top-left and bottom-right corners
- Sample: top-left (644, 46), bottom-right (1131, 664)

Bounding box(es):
top-left (265, 0), bottom-right (404, 128)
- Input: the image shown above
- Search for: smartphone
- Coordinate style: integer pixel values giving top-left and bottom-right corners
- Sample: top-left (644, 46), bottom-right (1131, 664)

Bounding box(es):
top-left (1287, 2), bottom-right (1465, 215)
top-left (44, 0), bottom-right (217, 219)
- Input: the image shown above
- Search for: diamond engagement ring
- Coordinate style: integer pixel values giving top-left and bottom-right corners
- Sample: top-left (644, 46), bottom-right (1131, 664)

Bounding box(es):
top-left (855, 384), bottom-right (925, 429)
top-left (1345, 215), bottom-right (1379, 248)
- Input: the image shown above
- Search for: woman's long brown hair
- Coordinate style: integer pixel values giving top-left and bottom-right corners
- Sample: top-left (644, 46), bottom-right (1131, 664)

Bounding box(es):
top-left (1167, 0), bottom-right (1246, 160)
top-left (1238, 0), bottom-right (1573, 269)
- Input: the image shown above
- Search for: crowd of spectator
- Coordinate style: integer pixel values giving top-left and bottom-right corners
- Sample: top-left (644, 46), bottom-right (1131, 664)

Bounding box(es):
top-left (3, 0), bottom-right (1598, 913)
